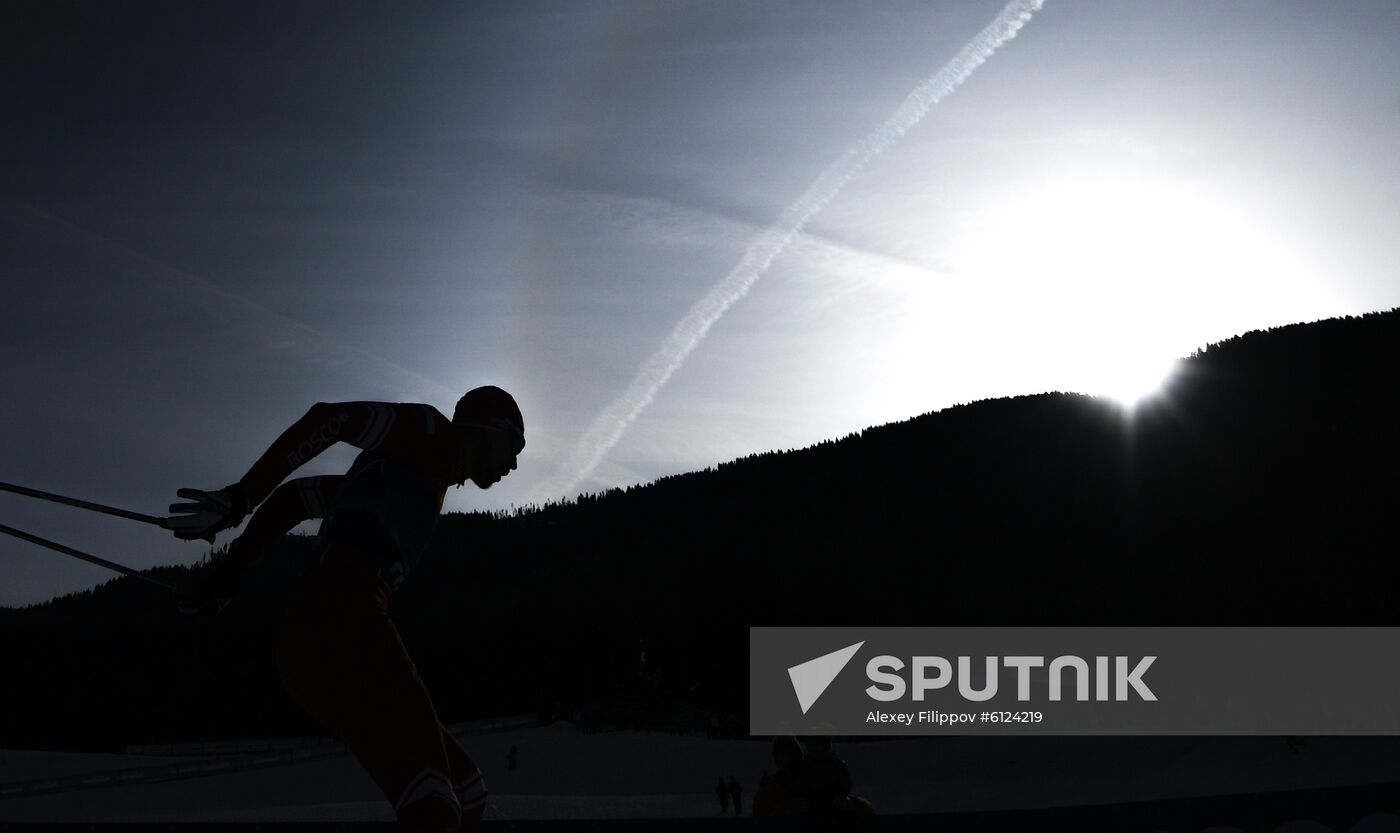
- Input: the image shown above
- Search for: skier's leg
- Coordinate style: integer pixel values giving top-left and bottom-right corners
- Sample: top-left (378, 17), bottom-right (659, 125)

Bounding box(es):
top-left (276, 538), bottom-right (461, 830)
top-left (441, 724), bottom-right (486, 829)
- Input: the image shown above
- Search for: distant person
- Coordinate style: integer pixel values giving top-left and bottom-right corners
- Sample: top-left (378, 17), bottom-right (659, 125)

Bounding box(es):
top-left (716, 776), bottom-right (730, 814)
top-left (507, 745), bottom-right (518, 771)
top-left (168, 387), bottom-right (526, 833)
top-left (759, 769), bottom-right (770, 790)
top-left (753, 736), bottom-right (809, 817)
top-left (728, 775), bottom-right (744, 816)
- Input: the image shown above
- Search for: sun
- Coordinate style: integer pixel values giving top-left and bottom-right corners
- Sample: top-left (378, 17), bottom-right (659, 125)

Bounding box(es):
top-left (949, 169), bottom-right (1341, 408)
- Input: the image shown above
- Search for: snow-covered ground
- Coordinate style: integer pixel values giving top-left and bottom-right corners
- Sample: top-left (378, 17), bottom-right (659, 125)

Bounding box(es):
top-left (2, 725), bottom-right (1399, 822)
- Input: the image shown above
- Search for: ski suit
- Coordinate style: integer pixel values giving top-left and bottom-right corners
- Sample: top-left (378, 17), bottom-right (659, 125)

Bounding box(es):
top-left (223, 401), bottom-right (486, 830)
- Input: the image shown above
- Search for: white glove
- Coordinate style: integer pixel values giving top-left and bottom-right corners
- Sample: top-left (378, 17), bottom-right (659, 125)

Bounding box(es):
top-left (164, 483), bottom-right (252, 542)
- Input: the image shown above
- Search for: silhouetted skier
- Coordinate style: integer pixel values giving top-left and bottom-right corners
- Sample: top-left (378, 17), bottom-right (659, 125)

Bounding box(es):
top-left (715, 776), bottom-right (730, 814)
top-left (728, 775), bottom-right (744, 816)
top-left (168, 387), bottom-right (525, 833)
top-left (507, 745), bottom-right (518, 772)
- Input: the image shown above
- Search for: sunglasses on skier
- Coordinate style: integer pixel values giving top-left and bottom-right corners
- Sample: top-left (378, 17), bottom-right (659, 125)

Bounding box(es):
top-left (461, 419), bottom-right (526, 455)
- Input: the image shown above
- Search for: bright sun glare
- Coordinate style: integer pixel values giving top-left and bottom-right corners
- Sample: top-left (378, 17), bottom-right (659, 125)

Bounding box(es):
top-left (950, 170), bottom-right (1339, 408)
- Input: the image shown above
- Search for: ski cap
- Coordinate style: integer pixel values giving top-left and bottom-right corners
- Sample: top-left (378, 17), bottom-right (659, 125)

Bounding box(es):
top-left (453, 386), bottom-right (525, 454)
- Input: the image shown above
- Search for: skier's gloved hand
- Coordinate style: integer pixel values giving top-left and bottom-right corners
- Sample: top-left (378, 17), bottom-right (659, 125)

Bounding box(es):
top-left (164, 483), bottom-right (252, 542)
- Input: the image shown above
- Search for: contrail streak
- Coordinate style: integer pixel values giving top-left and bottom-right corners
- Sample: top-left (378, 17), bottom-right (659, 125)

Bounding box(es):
top-left (535, 0), bottom-right (1046, 501)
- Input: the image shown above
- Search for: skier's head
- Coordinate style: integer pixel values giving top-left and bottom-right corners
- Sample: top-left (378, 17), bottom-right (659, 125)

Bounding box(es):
top-left (453, 385), bottom-right (525, 489)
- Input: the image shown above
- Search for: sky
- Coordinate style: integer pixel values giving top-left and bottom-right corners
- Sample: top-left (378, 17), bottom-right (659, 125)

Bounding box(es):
top-left (2, 0), bottom-right (1398, 607)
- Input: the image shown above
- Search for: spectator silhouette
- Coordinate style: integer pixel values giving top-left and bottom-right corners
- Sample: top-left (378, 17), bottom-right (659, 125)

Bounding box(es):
top-left (802, 735), bottom-right (851, 814)
top-left (753, 735), bottom-right (809, 817)
top-left (803, 735), bottom-right (875, 823)
top-left (715, 776), bottom-right (730, 814)
top-left (728, 775), bottom-right (743, 816)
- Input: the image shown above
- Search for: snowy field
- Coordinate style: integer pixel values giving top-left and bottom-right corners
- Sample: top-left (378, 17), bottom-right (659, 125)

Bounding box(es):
top-left (2, 724), bottom-right (1400, 822)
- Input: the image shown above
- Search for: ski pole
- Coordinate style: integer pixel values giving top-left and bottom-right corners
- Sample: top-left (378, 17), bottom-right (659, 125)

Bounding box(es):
top-left (0, 522), bottom-right (176, 593)
top-left (0, 479), bottom-right (168, 529)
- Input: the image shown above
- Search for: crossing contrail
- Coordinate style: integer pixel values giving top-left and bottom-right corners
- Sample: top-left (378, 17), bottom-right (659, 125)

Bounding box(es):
top-left (534, 0), bottom-right (1046, 501)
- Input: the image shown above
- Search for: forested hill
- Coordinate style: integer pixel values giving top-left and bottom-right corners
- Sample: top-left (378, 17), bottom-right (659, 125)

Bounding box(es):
top-left (416, 306), bottom-right (1399, 626)
top-left (2, 308), bottom-right (1397, 750)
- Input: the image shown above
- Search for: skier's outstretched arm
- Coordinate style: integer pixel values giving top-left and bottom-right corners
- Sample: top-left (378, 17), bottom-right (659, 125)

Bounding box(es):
top-left (168, 402), bottom-right (397, 542)
top-left (238, 401), bottom-right (397, 506)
